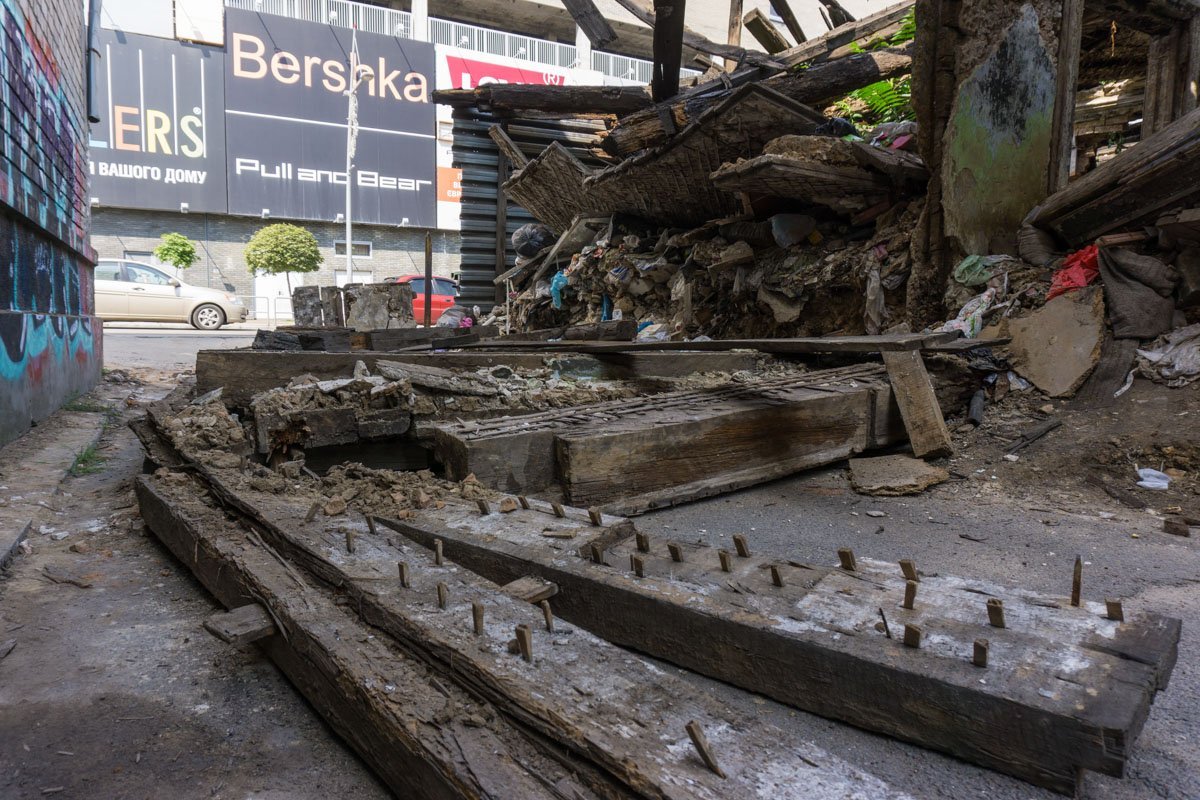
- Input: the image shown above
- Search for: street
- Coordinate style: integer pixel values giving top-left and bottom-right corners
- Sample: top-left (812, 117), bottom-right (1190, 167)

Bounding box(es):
top-left (102, 323), bottom-right (259, 371)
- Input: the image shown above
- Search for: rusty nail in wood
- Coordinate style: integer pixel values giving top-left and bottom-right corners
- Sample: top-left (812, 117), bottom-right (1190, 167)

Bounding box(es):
top-left (515, 624), bottom-right (533, 662)
top-left (365, 514), bottom-right (377, 536)
top-left (973, 639), bottom-right (989, 668)
top-left (987, 598), bottom-right (1006, 628)
top-left (434, 539), bottom-right (444, 566)
top-left (733, 534), bottom-right (750, 558)
top-left (587, 507), bottom-right (603, 526)
top-left (551, 503), bottom-right (565, 518)
top-left (437, 582), bottom-right (448, 610)
top-left (472, 602), bottom-right (484, 635)
top-left (345, 528), bottom-right (356, 554)
top-left (668, 542), bottom-right (684, 563)
top-left (517, 496), bottom-right (530, 510)
top-left (899, 559), bottom-right (919, 582)
top-left (540, 600), bottom-right (554, 633)
top-left (398, 562), bottom-right (409, 588)
top-left (590, 543), bottom-right (605, 565)
top-left (635, 532), bottom-right (650, 553)
top-left (685, 720), bottom-right (726, 779)
top-left (1105, 599), bottom-right (1124, 622)
top-left (902, 580), bottom-right (917, 610)
top-left (837, 548), bottom-right (857, 572)
top-left (903, 623), bottom-right (922, 649)
top-left (1071, 555), bottom-right (1082, 608)
top-left (718, 550), bottom-right (732, 572)
top-left (305, 501), bottom-right (321, 522)
top-left (632, 554), bottom-right (645, 578)
top-left (770, 565), bottom-right (784, 587)
top-left (476, 498), bottom-right (491, 515)
top-left (878, 607), bottom-right (892, 639)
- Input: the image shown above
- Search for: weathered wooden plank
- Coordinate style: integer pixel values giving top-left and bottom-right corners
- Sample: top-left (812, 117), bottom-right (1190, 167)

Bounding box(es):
top-left (556, 382), bottom-right (876, 511)
top-left (610, 0), bottom-right (785, 70)
top-left (458, 332), bottom-right (955, 354)
top-left (135, 476), bottom-right (585, 800)
top-left (1049, 0), bottom-right (1084, 192)
top-left (195, 350), bottom-right (767, 408)
top-left (771, 0), bottom-right (807, 42)
top-left (434, 364), bottom-right (896, 500)
top-left (881, 349), bottom-right (953, 459)
top-left (487, 124), bottom-right (529, 169)
top-left (203, 604), bottom-right (276, 645)
top-left (378, 514), bottom-right (1180, 796)
top-left (560, 0), bottom-right (618, 48)
top-left (176, 465), bottom-right (908, 800)
top-left (743, 8), bottom-right (789, 53)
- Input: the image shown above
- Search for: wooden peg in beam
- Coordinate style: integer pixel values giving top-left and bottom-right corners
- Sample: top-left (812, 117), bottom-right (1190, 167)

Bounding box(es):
top-left (684, 720), bottom-right (726, 779)
top-left (770, 565), bottom-right (784, 587)
top-left (902, 580), bottom-right (917, 610)
top-left (632, 554), bottom-right (645, 578)
top-left (903, 623), bottom-right (922, 648)
top-left (437, 582), bottom-right (448, 610)
top-left (476, 498), bottom-right (491, 515)
top-left (540, 600), bottom-right (554, 633)
top-left (365, 514), bottom-right (377, 536)
top-left (345, 528), bottom-right (356, 554)
top-left (899, 559), bottom-right (919, 582)
top-left (518, 495), bottom-right (530, 510)
top-left (398, 561), bottom-right (410, 588)
top-left (838, 548), bottom-right (857, 572)
top-left (305, 501), bottom-right (321, 522)
top-left (472, 601), bottom-right (485, 635)
top-left (434, 538), bottom-right (444, 566)
top-left (719, 550), bottom-right (732, 572)
top-left (1071, 555), bottom-right (1082, 608)
top-left (733, 534), bottom-right (750, 558)
top-left (1106, 599), bottom-right (1125, 622)
top-left (515, 624), bottom-right (533, 662)
top-left (587, 507), bottom-right (603, 526)
top-left (551, 502), bottom-right (566, 518)
top-left (668, 542), bottom-right (684, 563)
top-left (973, 638), bottom-right (989, 668)
top-left (987, 598), bottom-right (1006, 628)
top-left (636, 532), bottom-right (650, 552)
top-left (590, 543), bottom-right (606, 565)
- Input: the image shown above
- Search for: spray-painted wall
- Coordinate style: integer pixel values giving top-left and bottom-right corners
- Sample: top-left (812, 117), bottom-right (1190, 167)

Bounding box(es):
top-left (1, 0), bottom-right (99, 447)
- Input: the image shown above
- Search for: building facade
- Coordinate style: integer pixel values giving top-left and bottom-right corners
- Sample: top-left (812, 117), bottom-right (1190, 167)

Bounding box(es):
top-left (90, 0), bottom-right (891, 322)
top-left (1, 0), bottom-right (100, 445)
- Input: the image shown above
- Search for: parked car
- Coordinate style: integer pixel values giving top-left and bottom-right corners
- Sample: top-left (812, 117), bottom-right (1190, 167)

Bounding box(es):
top-left (385, 275), bottom-right (459, 323)
top-left (94, 259), bottom-right (247, 330)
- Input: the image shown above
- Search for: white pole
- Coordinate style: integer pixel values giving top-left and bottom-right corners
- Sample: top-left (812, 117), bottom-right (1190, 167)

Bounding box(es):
top-left (345, 29), bottom-right (368, 283)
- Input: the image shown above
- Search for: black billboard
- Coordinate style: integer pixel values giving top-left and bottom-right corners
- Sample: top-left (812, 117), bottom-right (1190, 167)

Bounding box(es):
top-left (223, 9), bottom-right (437, 227)
top-left (89, 29), bottom-right (228, 213)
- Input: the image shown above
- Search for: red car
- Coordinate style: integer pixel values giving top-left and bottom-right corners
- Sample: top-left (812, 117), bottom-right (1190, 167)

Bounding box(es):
top-left (386, 275), bottom-right (459, 323)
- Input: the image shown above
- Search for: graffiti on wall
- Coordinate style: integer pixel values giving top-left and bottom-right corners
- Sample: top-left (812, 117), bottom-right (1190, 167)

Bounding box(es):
top-left (0, 0), bottom-right (90, 254)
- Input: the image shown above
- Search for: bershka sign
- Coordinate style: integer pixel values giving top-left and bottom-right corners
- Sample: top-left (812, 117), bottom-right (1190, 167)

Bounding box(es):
top-left (223, 9), bottom-right (436, 226)
top-left (88, 29), bottom-right (228, 213)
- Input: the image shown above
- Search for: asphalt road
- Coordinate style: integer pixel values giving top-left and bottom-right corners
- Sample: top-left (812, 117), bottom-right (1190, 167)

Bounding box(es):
top-left (102, 323), bottom-right (258, 371)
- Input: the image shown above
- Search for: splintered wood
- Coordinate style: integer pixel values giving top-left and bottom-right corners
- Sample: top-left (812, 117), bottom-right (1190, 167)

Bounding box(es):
top-left (434, 364), bottom-right (905, 513)
top-left (378, 510), bottom-right (1180, 796)
top-left (137, 468), bottom-right (908, 800)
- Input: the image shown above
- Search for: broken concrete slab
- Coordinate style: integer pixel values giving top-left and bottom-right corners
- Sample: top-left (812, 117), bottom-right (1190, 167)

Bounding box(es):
top-left (1006, 286), bottom-right (1106, 398)
top-left (849, 454), bottom-right (949, 496)
top-left (343, 283), bottom-right (416, 332)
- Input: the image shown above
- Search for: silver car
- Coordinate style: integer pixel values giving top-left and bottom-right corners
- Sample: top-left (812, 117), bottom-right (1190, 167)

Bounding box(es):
top-left (94, 259), bottom-right (247, 330)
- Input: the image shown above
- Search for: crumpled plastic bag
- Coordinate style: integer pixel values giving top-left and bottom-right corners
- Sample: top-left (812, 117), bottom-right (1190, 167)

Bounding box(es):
top-left (1047, 245), bottom-right (1099, 300)
top-left (953, 255), bottom-right (1013, 287)
top-left (549, 270), bottom-right (569, 310)
top-left (940, 288), bottom-right (997, 338)
top-left (512, 223), bottom-right (554, 257)
top-left (1137, 322), bottom-right (1200, 386)
top-left (1136, 468), bottom-right (1171, 490)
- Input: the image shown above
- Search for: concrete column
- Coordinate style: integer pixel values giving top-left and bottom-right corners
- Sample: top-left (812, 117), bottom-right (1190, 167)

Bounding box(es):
top-left (575, 25), bottom-right (592, 70)
top-left (411, 0), bottom-right (429, 41)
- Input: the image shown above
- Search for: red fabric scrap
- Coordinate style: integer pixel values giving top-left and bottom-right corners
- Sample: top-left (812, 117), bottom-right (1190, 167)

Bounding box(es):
top-left (1047, 245), bottom-right (1100, 300)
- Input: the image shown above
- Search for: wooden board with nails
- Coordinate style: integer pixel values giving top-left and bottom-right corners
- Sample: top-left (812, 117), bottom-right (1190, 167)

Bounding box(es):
top-left (375, 514), bottom-right (1180, 795)
top-left (139, 463), bottom-right (910, 800)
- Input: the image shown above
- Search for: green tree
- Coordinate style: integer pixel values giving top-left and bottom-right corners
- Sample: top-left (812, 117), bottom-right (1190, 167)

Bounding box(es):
top-left (244, 223), bottom-right (323, 292)
top-left (153, 232), bottom-right (199, 271)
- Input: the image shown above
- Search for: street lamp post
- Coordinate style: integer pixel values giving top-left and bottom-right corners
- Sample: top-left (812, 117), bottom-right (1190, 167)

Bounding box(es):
top-left (345, 29), bottom-right (373, 283)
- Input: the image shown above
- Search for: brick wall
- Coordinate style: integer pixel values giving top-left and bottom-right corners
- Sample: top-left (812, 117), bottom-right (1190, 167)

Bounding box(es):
top-left (1, 0), bottom-right (99, 447)
top-left (92, 208), bottom-right (462, 299)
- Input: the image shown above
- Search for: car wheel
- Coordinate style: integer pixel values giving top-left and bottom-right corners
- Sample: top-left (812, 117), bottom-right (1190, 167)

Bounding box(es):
top-left (191, 303), bottom-right (225, 330)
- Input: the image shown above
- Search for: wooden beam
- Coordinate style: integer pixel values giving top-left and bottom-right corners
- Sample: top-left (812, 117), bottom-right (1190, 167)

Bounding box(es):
top-left (651, 0), bottom-right (687, 101)
top-left (881, 349), bottom-right (953, 459)
top-left (610, 0), bottom-right (784, 69)
top-left (819, 0), bottom-right (855, 26)
top-left (726, 0), bottom-right (743, 70)
top-left (559, 0), bottom-right (618, 48)
top-left (771, 0), bottom-right (807, 42)
top-left (743, 8), bottom-right (790, 53)
top-left (1048, 0), bottom-right (1084, 193)
top-left (378, 513), bottom-right (1180, 797)
top-left (487, 124), bottom-right (529, 169)
top-left (778, 1), bottom-right (913, 65)
top-left (432, 84), bottom-right (653, 115)
top-left (452, 331), bottom-right (958, 354)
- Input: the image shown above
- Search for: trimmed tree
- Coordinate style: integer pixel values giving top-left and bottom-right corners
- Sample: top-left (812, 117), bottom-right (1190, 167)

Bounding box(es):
top-left (153, 232), bottom-right (199, 271)
top-left (244, 223), bottom-right (323, 292)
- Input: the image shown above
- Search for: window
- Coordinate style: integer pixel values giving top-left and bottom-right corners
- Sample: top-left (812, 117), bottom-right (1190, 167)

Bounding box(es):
top-left (433, 278), bottom-right (458, 296)
top-left (407, 278), bottom-right (426, 294)
top-left (95, 261), bottom-right (122, 281)
top-left (334, 241), bottom-right (372, 258)
top-left (124, 263), bottom-right (173, 285)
